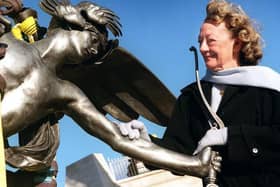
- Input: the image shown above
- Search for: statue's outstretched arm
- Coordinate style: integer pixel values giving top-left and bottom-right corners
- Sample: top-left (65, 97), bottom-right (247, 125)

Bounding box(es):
top-left (57, 80), bottom-right (214, 177)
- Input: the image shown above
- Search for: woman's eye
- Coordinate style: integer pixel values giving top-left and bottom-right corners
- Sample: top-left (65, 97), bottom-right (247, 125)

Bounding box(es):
top-left (208, 39), bottom-right (216, 43)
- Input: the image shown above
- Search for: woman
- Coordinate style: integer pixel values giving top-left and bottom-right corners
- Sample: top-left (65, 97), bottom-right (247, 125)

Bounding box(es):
top-left (119, 0), bottom-right (280, 186)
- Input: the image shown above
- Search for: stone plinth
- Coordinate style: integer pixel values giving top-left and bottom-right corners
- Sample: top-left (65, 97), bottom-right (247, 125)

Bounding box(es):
top-left (65, 153), bottom-right (118, 187)
top-left (66, 153), bottom-right (203, 187)
top-left (117, 169), bottom-right (202, 187)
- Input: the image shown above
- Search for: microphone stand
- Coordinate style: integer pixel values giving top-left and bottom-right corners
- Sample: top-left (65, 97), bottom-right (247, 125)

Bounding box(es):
top-left (189, 46), bottom-right (224, 187)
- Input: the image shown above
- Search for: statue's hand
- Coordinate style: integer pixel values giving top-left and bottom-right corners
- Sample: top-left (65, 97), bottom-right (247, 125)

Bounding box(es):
top-left (211, 152), bottom-right (222, 173)
top-left (118, 120), bottom-right (151, 141)
top-left (40, 0), bottom-right (122, 37)
top-left (77, 2), bottom-right (122, 37)
top-left (192, 147), bottom-right (222, 178)
top-left (204, 151), bottom-right (222, 186)
top-left (55, 4), bottom-right (86, 28)
top-left (0, 0), bottom-right (22, 16)
top-left (40, 0), bottom-right (86, 28)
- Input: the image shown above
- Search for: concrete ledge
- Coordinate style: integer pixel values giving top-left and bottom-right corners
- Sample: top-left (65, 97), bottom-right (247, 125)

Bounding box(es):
top-left (117, 169), bottom-right (202, 187)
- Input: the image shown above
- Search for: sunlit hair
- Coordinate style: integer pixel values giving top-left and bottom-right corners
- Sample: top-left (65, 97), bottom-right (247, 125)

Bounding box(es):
top-left (205, 0), bottom-right (263, 65)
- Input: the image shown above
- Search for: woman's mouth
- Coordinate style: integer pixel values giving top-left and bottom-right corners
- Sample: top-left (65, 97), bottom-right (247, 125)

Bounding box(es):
top-left (204, 51), bottom-right (217, 60)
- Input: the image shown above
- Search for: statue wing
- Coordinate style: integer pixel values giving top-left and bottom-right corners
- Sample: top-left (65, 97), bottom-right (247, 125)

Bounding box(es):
top-left (58, 47), bottom-right (176, 126)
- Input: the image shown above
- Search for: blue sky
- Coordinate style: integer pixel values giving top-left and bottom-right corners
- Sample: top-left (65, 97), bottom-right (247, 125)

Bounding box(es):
top-left (8, 0), bottom-right (280, 186)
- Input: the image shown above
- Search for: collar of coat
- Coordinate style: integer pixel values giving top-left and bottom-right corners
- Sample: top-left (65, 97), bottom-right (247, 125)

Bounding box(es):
top-left (202, 66), bottom-right (280, 93)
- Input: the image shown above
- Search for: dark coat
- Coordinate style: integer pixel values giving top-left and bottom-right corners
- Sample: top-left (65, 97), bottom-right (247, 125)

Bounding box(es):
top-left (152, 81), bottom-right (280, 187)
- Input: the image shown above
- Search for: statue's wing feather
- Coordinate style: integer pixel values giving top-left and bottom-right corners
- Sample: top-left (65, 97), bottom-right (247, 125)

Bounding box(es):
top-left (58, 47), bottom-right (176, 126)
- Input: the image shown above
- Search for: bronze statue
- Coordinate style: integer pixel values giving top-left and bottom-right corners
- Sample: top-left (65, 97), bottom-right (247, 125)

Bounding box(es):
top-left (0, 0), bottom-right (219, 182)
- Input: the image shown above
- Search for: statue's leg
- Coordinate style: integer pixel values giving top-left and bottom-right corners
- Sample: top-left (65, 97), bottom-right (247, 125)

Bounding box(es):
top-left (57, 81), bottom-right (212, 177)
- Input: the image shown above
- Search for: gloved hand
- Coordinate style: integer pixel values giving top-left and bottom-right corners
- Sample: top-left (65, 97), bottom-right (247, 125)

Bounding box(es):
top-left (193, 127), bottom-right (228, 155)
top-left (118, 120), bottom-right (151, 141)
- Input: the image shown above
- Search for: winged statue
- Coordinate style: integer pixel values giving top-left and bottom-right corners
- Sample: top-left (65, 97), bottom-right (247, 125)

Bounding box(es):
top-left (0, 0), bottom-right (217, 185)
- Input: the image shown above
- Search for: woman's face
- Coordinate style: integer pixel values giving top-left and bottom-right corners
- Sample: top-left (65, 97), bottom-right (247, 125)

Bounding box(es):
top-left (199, 22), bottom-right (240, 71)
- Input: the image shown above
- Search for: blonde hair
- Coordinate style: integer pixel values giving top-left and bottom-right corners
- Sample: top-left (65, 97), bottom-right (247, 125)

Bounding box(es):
top-left (205, 0), bottom-right (263, 65)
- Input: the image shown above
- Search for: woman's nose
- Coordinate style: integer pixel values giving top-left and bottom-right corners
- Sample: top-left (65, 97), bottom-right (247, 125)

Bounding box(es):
top-left (199, 40), bottom-right (209, 52)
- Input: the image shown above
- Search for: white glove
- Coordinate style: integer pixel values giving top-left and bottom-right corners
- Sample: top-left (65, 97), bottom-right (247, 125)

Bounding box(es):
top-left (119, 120), bottom-right (151, 141)
top-left (193, 127), bottom-right (228, 155)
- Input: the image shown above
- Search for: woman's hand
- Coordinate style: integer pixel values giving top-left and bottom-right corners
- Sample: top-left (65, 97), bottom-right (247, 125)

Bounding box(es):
top-left (193, 127), bottom-right (228, 155)
top-left (118, 120), bottom-right (151, 141)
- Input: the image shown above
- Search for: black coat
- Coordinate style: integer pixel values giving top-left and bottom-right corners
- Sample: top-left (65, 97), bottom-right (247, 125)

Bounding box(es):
top-left (152, 81), bottom-right (280, 187)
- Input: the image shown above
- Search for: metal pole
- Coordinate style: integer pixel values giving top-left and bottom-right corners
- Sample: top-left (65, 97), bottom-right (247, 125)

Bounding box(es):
top-left (189, 46), bottom-right (224, 128)
top-left (189, 46), bottom-right (221, 187)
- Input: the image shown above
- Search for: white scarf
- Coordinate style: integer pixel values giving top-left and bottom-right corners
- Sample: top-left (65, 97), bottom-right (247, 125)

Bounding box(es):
top-left (203, 66), bottom-right (280, 92)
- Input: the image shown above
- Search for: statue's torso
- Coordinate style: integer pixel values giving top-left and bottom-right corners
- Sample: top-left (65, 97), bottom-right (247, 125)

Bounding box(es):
top-left (0, 34), bottom-right (57, 137)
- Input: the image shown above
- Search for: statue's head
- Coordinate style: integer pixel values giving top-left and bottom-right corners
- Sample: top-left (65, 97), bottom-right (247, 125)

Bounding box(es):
top-left (44, 18), bottom-right (115, 65)
top-left (43, 1), bottom-right (121, 64)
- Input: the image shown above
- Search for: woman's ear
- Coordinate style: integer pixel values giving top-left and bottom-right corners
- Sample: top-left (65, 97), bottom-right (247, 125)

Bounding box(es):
top-left (234, 39), bottom-right (242, 52)
top-left (233, 39), bottom-right (242, 62)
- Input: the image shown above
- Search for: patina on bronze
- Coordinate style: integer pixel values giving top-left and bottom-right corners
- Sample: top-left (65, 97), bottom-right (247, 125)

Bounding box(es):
top-left (0, 0), bottom-right (218, 179)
